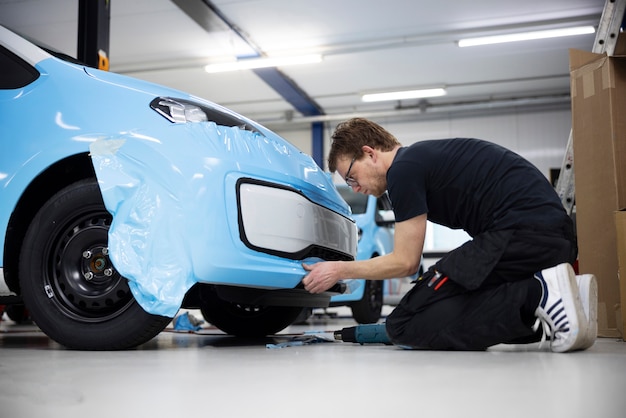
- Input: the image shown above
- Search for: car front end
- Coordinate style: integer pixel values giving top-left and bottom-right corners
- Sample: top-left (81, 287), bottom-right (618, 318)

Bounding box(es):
top-left (0, 24), bottom-right (357, 348)
top-left (90, 96), bottom-right (358, 317)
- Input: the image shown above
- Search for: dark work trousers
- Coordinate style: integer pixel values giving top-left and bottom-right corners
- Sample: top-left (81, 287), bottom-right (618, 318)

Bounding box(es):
top-left (385, 224), bottom-right (577, 350)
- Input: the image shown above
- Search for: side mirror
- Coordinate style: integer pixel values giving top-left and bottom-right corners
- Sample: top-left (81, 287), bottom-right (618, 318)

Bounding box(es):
top-left (375, 209), bottom-right (396, 225)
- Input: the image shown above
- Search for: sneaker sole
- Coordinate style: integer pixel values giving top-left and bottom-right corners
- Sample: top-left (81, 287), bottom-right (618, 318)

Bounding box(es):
top-left (576, 274), bottom-right (597, 350)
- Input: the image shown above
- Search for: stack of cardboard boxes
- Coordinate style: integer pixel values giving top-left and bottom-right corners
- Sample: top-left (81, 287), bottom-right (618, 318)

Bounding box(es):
top-left (570, 37), bottom-right (626, 338)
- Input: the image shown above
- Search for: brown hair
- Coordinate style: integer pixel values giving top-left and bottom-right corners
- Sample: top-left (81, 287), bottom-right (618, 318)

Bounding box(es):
top-left (328, 118), bottom-right (401, 172)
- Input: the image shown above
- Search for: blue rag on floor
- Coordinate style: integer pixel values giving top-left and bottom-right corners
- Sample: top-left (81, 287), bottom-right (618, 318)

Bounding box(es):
top-left (266, 333), bottom-right (335, 349)
top-left (172, 312), bottom-right (202, 331)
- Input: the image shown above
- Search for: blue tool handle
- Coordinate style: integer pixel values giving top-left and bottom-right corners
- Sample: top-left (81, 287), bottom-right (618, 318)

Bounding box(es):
top-left (356, 323), bottom-right (390, 344)
top-left (335, 323), bottom-right (391, 344)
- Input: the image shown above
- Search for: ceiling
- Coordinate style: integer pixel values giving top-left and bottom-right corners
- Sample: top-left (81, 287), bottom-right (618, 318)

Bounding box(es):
top-left (0, 0), bottom-right (607, 130)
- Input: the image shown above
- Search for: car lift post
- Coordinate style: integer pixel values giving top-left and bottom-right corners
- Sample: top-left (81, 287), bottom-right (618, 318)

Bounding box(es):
top-left (77, 0), bottom-right (111, 71)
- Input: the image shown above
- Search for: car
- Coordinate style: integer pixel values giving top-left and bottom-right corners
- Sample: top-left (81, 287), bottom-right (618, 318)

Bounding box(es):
top-left (0, 25), bottom-right (357, 350)
top-left (328, 185), bottom-right (423, 323)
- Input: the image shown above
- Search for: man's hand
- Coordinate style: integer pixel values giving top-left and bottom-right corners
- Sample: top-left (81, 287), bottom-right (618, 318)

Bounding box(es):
top-left (302, 215), bottom-right (427, 295)
top-left (302, 261), bottom-right (343, 293)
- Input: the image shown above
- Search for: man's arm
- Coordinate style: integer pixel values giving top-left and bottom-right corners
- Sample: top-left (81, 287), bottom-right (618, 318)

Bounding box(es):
top-left (302, 213), bottom-right (427, 293)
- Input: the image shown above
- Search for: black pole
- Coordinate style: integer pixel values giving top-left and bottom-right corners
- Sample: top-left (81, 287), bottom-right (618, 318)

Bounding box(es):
top-left (77, 0), bottom-right (111, 70)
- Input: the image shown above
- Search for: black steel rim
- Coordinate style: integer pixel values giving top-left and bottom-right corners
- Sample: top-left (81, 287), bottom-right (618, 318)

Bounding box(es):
top-left (43, 208), bottom-right (134, 322)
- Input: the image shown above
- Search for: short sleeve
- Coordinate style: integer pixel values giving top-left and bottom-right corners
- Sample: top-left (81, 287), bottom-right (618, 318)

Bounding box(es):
top-left (387, 159), bottom-right (428, 222)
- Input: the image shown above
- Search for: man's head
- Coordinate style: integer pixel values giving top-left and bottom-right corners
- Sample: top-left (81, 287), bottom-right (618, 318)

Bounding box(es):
top-left (328, 118), bottom-right (401, 172)
top-left (329, 118), bottom-right (401, 196)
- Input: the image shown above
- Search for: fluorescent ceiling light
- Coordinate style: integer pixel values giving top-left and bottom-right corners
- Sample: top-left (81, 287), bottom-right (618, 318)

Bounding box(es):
top-left (362, 88), bottom-right (446, 102)
top-left (458, 26), bottom-right (595, 47)
top-left (205, 54), bottom-right (322, 73)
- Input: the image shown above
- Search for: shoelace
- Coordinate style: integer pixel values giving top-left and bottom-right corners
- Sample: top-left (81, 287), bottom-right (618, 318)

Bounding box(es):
top-left (532, 317), bottom-right (550, 349)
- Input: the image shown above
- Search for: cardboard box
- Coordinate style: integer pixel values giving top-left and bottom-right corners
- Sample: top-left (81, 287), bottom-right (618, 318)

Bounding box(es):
top-left (614, 211), bottom-right (626, 337)
top-left (570, 48), bottom-right (626, 338)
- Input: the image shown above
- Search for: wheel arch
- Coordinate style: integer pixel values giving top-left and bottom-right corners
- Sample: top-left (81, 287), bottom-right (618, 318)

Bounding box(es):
top-left (3, 152), bottom-right (95, 293)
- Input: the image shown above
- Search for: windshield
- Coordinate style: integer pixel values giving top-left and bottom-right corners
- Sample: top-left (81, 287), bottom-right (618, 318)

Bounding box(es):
top-left (337, 187), bottom-right (367, 214)
top-left (6, 25), bottom-right (87, 66)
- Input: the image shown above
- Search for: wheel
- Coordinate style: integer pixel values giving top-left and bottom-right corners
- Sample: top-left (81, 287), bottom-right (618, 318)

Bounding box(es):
top-left (198, 285), bottom-right (305, 337)
top-left (5, 304), bottom-right (30, 324)
top-left (293, 307), bottom-right (313, 324)
top-left (19, 179), bottom-right (171, 350)
top-left (350, 279), bottom-right (383, 324)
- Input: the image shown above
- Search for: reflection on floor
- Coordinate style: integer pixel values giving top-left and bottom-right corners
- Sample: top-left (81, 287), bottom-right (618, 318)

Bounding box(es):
top-left (1, 307), bottom-right (625, 418)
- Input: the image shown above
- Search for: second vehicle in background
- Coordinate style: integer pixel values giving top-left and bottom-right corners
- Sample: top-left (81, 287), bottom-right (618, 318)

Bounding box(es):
top-left (329, 186), bottom-right (424, 324)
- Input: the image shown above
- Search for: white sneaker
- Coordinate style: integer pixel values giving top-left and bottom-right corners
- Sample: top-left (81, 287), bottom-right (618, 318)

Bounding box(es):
top-left (534, 263), bottom-right (587, 352)
top-left (575, 274), bottom-right (598, 350)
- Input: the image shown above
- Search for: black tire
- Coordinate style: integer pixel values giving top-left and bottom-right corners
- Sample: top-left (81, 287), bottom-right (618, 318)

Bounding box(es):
top-left (19, 179), bottom-right (171, 350)
top-left (5, 304), bottom-right (30, 324)
top-left (350, 279), bottom-right (383, 324)
top-left (293, 307), bottom-right (313, 324)
top-left (199, 285), bottom-right (304, 337)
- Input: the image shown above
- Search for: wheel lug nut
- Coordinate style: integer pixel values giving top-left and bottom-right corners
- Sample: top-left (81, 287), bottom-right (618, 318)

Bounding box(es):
top-left (84, 271), bottom-right (94, 281)
top-left (102, 248), bottom-right (109, 256)
top-left (83, 250), bottom-right (92, 259)
top-left (104, 268), bottom-right (113, 277)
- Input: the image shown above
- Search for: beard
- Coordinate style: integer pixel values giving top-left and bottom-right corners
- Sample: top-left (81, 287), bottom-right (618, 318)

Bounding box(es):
top-left (367, 174), bottom-right (388, 198)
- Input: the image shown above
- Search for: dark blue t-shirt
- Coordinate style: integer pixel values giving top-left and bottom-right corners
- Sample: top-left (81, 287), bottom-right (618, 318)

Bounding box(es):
top-left (386, 138), bottom-right (568, 237)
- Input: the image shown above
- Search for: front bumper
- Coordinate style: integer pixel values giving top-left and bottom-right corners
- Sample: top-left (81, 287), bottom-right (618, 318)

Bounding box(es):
top-left (90, 123), bottom-right (357, 317)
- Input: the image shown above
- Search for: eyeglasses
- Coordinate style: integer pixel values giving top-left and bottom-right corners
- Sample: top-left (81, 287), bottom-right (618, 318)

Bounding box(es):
top-left (345, 156), bottom-right (358, 187)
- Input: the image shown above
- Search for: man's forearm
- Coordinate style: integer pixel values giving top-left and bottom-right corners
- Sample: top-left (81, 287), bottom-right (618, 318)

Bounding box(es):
top-left (339, 252), bottom-right (420, 280)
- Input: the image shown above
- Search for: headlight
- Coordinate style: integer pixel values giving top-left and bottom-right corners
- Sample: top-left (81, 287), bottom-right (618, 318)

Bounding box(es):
top-left (150, 97), bottom-right (206, 123)
top-left (149, 97), bottom-right (260, 134)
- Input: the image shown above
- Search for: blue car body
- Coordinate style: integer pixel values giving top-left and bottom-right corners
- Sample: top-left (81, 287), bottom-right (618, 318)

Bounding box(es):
top-left (0, 25), bottom-right (357, 348)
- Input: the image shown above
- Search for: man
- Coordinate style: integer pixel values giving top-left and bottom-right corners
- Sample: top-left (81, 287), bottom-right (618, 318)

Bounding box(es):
top-left (303, 118), bottom-right (597, 352)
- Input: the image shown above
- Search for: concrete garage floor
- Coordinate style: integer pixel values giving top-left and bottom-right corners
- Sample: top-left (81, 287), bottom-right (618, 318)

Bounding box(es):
top-left (1, 307), bottom-right (625, 418)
